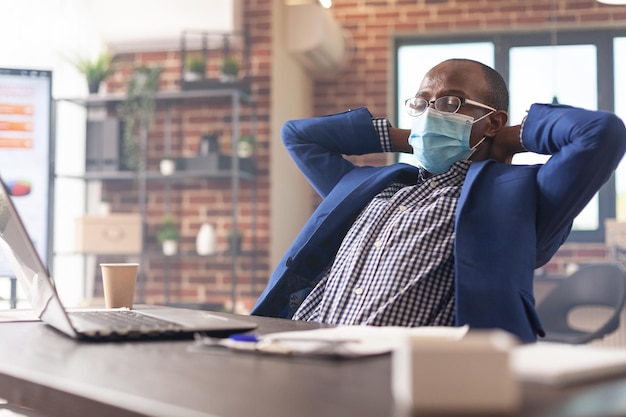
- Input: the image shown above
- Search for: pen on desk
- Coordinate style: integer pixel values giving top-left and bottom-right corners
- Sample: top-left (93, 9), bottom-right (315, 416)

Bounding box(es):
top-left (229, 333), bottom-right (261, 343)
top-left (196, 333), bottom-right (361, 345)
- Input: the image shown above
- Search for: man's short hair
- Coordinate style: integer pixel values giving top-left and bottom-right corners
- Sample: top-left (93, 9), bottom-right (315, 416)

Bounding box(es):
top-left (445, 58), bottom-right (510, 112)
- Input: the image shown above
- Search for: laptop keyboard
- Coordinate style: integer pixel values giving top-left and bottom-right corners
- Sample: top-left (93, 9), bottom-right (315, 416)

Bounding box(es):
top-left (69, 310), bottom-right (184, 332)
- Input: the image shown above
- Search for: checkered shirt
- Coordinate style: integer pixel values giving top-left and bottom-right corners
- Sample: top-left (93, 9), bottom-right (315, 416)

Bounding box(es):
top-left (292, 118), bottom-right (470, 327)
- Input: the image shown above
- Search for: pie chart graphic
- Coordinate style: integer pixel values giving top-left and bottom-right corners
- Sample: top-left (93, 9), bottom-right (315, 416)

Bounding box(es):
top-left (3, 180), bottom-right (31, 196)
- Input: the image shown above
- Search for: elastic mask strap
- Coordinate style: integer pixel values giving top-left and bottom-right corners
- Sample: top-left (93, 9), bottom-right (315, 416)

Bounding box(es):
top-left (472, 110), bottom-right (495, 125)
top-left (465, 110), bottom-right (494, 160)
top-left (466, 136), bottom-right (487, 160)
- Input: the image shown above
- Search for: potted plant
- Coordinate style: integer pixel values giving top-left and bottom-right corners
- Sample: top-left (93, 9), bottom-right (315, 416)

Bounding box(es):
top-left (157, 215), bottom-right (180, 256)
top-left (185, 54), bottom-right (205, 81)
top-left (220, 56), bottom-right (239, 82)
top-left (237, 135), bottom-right (256, 158)
top-left (73, 52), bottom-right (113, 94)
top-left (117, 66), bottom-right (163, 173)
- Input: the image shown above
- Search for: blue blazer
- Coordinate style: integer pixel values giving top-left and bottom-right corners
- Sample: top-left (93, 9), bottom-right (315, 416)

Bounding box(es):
top-left (251, 104), bottom-right (626, 343)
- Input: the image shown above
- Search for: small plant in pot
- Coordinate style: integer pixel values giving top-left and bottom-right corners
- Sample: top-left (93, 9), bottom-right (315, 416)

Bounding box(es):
top-left (158, 215), bottom-right (180, 256)
top-left (220, 56), bottom-right (239, 82)
top-left (237, 135), bottom-right (256, 159)
top-left (72, 52), bottom-right (113, 94)
top-left (185, 54), bottom-right (205, 81)
top-left (117, 66), bottom-right (162, 174)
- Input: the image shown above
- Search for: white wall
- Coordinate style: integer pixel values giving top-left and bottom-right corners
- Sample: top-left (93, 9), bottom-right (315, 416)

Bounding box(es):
top-left (269, 0), bottom-right (316, 270)
top-left (86, 0), bottom-right (242, 52)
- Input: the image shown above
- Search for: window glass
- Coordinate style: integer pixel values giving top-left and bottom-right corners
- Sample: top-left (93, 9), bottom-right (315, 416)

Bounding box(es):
top-left (509, 44), bottom-right (599, 230)
top-left (397, 43), bottom-right (494, 165)
top-left (614, 38), bottom-right (626, 221)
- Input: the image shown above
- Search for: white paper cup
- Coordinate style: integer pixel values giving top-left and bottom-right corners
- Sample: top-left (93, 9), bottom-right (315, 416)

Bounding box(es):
top-left (100, 263), bottom-right (139, 308)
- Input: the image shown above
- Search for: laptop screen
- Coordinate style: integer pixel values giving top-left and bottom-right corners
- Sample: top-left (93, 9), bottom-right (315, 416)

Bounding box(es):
top-left (0, 177), bottom-right (76, 336)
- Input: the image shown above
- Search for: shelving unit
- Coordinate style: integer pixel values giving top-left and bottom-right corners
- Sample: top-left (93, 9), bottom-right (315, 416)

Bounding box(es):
top-left (57, 86), bottom-right (258, 310)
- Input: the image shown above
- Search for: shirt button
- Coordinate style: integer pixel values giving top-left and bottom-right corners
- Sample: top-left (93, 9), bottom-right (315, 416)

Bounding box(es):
top-left (429, 181), bottom-right (437, 189)
top-left (374, 240), bottom-right (383, 248)
top-left (398, 205), bottom-right (408, 212)
top-left (354, 287), bottom-right (364, 295)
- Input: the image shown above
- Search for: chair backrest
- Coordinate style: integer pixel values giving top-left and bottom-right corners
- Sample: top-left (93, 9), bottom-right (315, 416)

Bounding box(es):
top-left (537, 263), bottom-right (626, 335)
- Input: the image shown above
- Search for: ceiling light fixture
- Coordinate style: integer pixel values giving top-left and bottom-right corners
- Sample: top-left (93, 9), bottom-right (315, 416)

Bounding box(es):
top-left (318, 0), bottom-right (333, 8)
top-left (597, 0), bottom-right (626, 4)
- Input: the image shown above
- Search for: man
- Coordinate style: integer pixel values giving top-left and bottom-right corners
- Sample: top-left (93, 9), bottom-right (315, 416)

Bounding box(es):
top-left (251, 59), bottom-right (626, 343)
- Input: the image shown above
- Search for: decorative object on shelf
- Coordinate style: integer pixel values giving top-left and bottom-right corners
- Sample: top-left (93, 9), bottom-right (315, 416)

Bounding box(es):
top-left (85, 118), bottom-right (121, 171)
top-left (117, 66), bottom-right (163, 173)
top-left (196, 223), bottom-right (217, 256)
top-left (72, 51), bottom-right (113, 94)
top-left (220, 56), bottom-right (239, 82)
top-left (227, 229), bottom-right (244, 255)
top-left (159, 157), bottom-right (176, 176)
top-left (157, 214), bottom-right (180, 256)
top-left (176, 132), bottom-right (227, 173)
top-left (237, 135), bottom-right (256, 158)
top-left (200, 133), bottom-right (220, 155)
top-left (184, 54), bottom-right (205, 81)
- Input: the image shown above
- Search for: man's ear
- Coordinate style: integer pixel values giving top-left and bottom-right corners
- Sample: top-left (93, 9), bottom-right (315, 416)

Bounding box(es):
top-left (484, 110), bottom-right (508, 138)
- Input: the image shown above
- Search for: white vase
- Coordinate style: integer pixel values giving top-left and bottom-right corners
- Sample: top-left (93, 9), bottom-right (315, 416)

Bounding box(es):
top-left (196, 223), bottom-right (217, 255)
top-left (160, 158), bottom-right (176, 176)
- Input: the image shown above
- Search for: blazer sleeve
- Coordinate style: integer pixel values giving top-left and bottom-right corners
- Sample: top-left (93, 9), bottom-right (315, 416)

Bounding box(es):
top-left (281, 107), bottom-right (384, 198)
top-left (521, 103), bottom-right (626, 255)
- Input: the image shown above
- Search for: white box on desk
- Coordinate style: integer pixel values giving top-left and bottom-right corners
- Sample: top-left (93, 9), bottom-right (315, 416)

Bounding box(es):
top-left (75, 214), bottom-right (142, 254)
top-left (392, 329), bottom-right (520, 414)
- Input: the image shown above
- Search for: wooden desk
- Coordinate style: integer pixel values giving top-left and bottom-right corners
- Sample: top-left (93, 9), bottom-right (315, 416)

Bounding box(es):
top-left (1, 314), bottom-right (626, 417)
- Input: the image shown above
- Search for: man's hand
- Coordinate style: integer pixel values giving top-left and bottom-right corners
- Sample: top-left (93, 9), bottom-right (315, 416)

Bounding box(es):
top-left (488, 125), bottom-right (524, 164)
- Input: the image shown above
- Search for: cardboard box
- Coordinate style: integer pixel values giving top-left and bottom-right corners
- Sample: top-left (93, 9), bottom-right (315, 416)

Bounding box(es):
top-left (75, 214), bottom-right (142, 254)
top-left (392, 329), bottom-right (520, 414)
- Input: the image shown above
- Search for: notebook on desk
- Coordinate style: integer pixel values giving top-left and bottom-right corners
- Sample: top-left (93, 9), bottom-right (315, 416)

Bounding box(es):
top-left (0, 174), bottom-right (256, 341)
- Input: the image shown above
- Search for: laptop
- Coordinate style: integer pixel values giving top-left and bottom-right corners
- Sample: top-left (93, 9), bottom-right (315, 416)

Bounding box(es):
top-left (0, 176), bottom-right (257, 341)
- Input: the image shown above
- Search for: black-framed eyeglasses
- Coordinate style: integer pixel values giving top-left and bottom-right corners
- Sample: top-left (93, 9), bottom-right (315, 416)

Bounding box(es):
top-left (404, 95), bottom-right (497, 117)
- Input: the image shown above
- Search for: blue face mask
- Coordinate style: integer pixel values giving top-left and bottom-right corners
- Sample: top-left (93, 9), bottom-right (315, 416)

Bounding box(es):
top-left (409, 108), bottom-right (490, 174)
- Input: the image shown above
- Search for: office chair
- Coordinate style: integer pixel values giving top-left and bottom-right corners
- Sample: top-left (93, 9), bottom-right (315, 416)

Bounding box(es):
top-left (536, 263), bottom-right (626, 344)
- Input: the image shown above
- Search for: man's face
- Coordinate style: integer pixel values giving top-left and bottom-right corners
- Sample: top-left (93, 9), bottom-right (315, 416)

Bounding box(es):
top-left (416, 61), bottom-right (493, 147)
